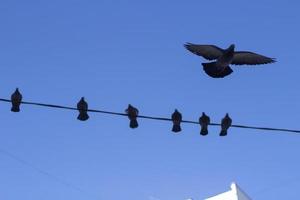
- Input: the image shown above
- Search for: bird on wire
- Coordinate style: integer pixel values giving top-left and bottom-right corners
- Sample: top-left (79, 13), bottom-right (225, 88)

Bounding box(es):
top-left (184, 43), bottom-right (276, 78)
top-left (125, 104), bottom-right (139, 128)
top-left (11, 88), bottom-right (22, 112)
top-left (220, 113), bottom-right (232, 136)
top-left (199, 112), bottom-right (210, 136)
top-left (77, 97), bottom-right (89, 121)
top-left (171, 109), bottom-right (182, 133)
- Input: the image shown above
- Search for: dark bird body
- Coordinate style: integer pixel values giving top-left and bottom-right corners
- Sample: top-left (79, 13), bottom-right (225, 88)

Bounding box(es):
top-left (184, 43), bottom-right (276, 78)
top-left (220, 113), bottom-right (232, 136)
top-left (171, 109), bottom-right (182, 133)
top-left (11, 88), bottom-right (22, 112)
top-left (77, 97), bottom-right (89, 121)
top-left (199, 112), bottom-right (210, 136)
top-left (125, 104), bottom-right (139, 128)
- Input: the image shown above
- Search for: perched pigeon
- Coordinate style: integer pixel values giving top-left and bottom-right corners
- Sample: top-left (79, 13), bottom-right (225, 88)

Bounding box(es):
top-left (220, 113), bottom-right (232, 136)
top-left (125, 104), bottom-right (139, 128)
top-left (184, 43), bottom-right (276, 78)
top-left (171, 109), bottom-right (182, 133)
top-left (199, 112), bottom-right (210, 136)
top-left (11, 88), bottom-right (22, 112)
top-left (77, 97), bottom-right (89, 121)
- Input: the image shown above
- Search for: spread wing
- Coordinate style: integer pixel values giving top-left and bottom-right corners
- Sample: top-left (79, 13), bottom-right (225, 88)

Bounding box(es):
top-left (184, 43), bottom-right (224, 60)
top-left (232, 51), bottom-right (276, 65)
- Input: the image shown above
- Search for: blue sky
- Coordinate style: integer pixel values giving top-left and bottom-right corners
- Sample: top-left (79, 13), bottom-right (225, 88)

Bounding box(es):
top-left (0, 0), bottom-right (300, 199)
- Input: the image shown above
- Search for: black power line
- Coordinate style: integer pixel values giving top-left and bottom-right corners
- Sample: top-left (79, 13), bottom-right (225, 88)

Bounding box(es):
top-left (1, 97), bottom-right (300, 134)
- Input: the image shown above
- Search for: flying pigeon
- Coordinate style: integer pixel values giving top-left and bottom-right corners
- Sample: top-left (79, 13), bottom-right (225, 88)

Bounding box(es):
top-left (220, 113), bottom-right (232, 136)
top-left (125, 104), bottom-right (139, 128)
top-left (184, 43), bottom-right (276, 78)
top-left (199, 112), bottom-right (210, 136)
top-left (171, 109), bottom-right (182, 133)
top-left (77, 97), bottom-right (89, 121)
top-left (11, 88), bottom-right (22, 112)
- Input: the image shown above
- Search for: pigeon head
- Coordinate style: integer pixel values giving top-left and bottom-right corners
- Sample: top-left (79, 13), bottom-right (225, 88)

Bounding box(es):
top-left (228, 44), bottom-right (235, 51)
top-left (14, 88), bottom-right (21, 94)
top-left (201, 112), bottom-right (207, 118)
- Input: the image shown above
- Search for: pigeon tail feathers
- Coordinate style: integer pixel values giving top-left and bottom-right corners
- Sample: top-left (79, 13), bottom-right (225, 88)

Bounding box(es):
top-left (200, 127), bottom-right (208, 136)
top-left (202, 62), bottom-right (233, 78)
top-left (172, 125), bottom-right (181, 133)
top-left (220, 130), bottom-right (228, 136)
top-left (11, 105), bottom-right (20, 112)
top-left (130, 120), bottom-right (139, 129)
top-left (77, 113), bottom-right (89, 121)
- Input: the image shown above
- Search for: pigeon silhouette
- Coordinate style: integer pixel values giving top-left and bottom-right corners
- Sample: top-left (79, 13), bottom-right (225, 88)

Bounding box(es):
top-left (184, 43), bottom-right (276, 78)
top-left (171, 109), bottom-right (182, 133)
top-left (11, 88), bottom-right (22, 112)
top-left (199, 112), bottom-right (210, 136)
top-left (220, 113), bottom-right (232, 136)
top-left (77, 97), bottom-right (89, 121)
top-left (125, 104), bottom-right (139, 128)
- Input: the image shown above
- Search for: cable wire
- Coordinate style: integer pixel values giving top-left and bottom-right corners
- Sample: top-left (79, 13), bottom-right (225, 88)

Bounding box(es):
top-left (0, 147), bottom-right (101, 200)
top-left (1, 98), bottom-right (300, 134)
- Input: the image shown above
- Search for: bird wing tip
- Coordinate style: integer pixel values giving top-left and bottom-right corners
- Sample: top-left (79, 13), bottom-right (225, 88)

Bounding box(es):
top-left (184, 42), bottom-right (195, 46)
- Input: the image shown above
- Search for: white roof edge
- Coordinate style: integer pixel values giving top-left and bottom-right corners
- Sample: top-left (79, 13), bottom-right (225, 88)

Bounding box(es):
top-left (204, 182), bottom-right (252, 200)
top-left (231, 182), bottom-right (252, 200)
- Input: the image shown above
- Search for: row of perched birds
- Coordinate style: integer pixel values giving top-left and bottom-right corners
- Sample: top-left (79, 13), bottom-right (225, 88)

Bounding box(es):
top-left (184, 43), bottom-right (276, 78)
top-left (170, 109), bottom-right (232, 136)
top-left (10, 88), bottom-right (233, 136)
